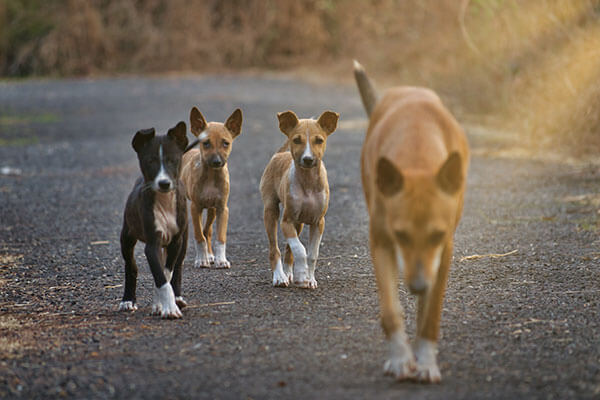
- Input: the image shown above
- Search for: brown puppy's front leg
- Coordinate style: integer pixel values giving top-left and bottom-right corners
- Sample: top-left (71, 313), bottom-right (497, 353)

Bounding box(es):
top-left (282, 219), bottom-right (311, 289)
top-left (191, 202), bottom-right (211, 268)
top-left (371, 230), bottom-right (415, 380)
top-left (264, 202), bottom-right (287, 286)
top-left (283, 223), bottom-right (303, 285)
top-left (306, 218), bottom-right (324, 289)
top-left (213, 205), bottom-right (230, 268)
top-left (203, 207), bottom-right (216, 265)
top-left (413, 242), bottom-right (452, 383)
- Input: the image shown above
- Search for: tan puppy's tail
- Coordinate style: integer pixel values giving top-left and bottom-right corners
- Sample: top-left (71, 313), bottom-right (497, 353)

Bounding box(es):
top-left (353, 60), bottom-right (378, 117)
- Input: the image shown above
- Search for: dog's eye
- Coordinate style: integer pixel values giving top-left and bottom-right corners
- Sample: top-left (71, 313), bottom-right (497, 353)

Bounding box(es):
top-left (222, 140), bottom-right (230, 148)
top-left (314, 137), bottom-right (324, 145)
top-left (429, 230), bottom-right (445, 245)
top-left (395, 231), bottom-right (411, 246)
top-left (202, 141), bottom-right (211, 149)
top-left (292, 136), bottom-right (302, 145)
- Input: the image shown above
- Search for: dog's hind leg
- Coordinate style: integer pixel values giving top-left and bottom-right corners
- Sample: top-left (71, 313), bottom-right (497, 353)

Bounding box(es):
top-left (203, 207), bottom-right (216, 265)
top-left (119, 225), bottom-right (138, 311)
top-left (306, 218), bottom-right (324, 289)
top-left (191, 202), bottom-right (211, 268)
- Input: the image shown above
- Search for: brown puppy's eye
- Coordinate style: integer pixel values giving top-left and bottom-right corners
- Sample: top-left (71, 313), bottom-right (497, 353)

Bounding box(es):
top-left (292, 136), bottom-right (302, 145)
top-left (222, 140), bottom-right (230, 148)
top-left (315, 137), bottom-right (324, 144)
top-left (203, 141), bottom-right (211, 149)
top-left (429, 230), bottom-right (445, 245)
top-left (395, 231), bottom-right (411, 246)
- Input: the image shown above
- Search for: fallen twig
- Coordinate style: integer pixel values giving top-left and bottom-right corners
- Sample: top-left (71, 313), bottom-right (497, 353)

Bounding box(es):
top-left (459, 249), bottom-right (517, 262)
top-left (104, 284), bottom-right (123, 289)
top-left (186, 301), bottom-right (236, 309)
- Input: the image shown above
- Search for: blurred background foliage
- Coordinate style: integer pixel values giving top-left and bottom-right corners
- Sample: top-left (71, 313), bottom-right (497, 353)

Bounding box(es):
top-left (1, 0), bottom-right (599, 155)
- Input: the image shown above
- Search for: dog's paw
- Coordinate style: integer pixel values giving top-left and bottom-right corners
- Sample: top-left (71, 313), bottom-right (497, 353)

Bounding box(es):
top-left (194, 241), bottom-right (211, 268)
top-left (293, 278), bottom-right (317, 289)
top-left (273, 263), bottom-right (291, 287)
top-left (118, 301), bottom-right (137, 311)
top-left (383, 356), bottom-right (416, 381)
top-left (151, 302), bottom-right (163, 316)
top-left (413, 339), bottom-right (441, 383)
top-left (175, 296), bottom-right (188, 309)
top-left (153, 283), bottom-right (183, 319)
top-left (213, 258), bottom-right (231, 269)
top-left (207, 253), bottom-right (215, 264)
top-left (194, 255), bottom-right (211, 268)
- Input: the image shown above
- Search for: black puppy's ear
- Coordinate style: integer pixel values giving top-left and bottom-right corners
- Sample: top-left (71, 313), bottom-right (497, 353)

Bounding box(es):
top-left (167, 121), bottom-right (189, 151)
top-left (317, 110), bottom-right (339, 135)
top-left (190, 107), bottom-right (207, 137)
top-left (132, 128), bottom-right (155, 153)
top-left (376, 157), bottom-right (403, 197)
top-left (225, 108), bottom-right (243, 138)
top-left (437, 151), bottom-right (463, 194)
top-left (277, 110), bottom-right (299, 136)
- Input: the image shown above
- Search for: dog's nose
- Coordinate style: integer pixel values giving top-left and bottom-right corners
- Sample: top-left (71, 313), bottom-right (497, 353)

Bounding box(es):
top-left (158, 179), bottom-right (171, 191)
top-left (210, 157), bottom-right (224, 168)
top-left (301, 155), bottom-right (315, 167)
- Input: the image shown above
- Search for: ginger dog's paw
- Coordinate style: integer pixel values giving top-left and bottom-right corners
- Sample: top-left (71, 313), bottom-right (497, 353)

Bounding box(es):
top-left (118, 301), bottom-right (137, 311)
top-left (413, 338), bottom-right (441, 383)
top-left (207, 253), bottom-right (215, 264)
top-left (307, 277), bottom-right (318, 289)
top-left (213, 258), bottom-right (231, 269)
top-left (272, 267), bottom-right (291, 287)
top-left (194, 254), bottom-right (211, 268)
top-left (383, 356), bottom-right (416, 381)
top-left (175, 296), bottom-right (188, 309)
top-left (414, 361), bottom-right (441, 383)
top-left (194, 242), bottom-right (211, 268)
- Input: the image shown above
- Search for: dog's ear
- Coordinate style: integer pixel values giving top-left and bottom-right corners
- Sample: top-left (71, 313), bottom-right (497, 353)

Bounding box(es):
top-left (167, 121), bottom-right (189, 152)
top-left (277, 110), bottom-right (299, 136)
top-left (317, 111), bottom-right (339, 135)
top-left (190, 107), bottom-right (207, 137)
top-left (376, 157), bottom-right (403, 197)
top-left (436, 151), bottom-right (463, 194)
top-left (225, 108), bottom-right (243, 138)
top-left (132, 128), bottom-right (155, 153)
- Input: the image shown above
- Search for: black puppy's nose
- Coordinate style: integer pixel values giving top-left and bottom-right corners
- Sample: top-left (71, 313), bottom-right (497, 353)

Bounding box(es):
top-left (301, 155), bottom-right (314, 166)
top-left (158, 179), bottom-right (171, 190)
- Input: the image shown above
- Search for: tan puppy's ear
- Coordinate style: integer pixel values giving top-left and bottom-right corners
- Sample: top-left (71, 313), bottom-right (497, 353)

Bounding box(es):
top-left (317, 110), bottom-right (339, 135)
top-left (132, 128), bottom-right (155, 153)
top-left (277, 110), bottom-right (299, 136)
top-left (167, 121), bottom-right (189, 152)
top-left (190, 107), bottom-right (207, 137)
top-left (376, 157), bottom-right (403, 197)
top-left (225, 108), bottom-right (243, 138)
top-left (437, 151), bottom-right (463, 194)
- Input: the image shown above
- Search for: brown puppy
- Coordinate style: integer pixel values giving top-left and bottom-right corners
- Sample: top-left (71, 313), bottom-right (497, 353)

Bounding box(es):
top-left (180, 107), bottom-right (242, 269)
top-left (260, 110), bottom-right (339, 288)
top-left (354, 61), bottom-right (469, 383)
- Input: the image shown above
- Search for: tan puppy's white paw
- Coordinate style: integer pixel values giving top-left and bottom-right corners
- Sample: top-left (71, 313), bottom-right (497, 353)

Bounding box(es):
top-left (384, 331), bottom-right (416, 381)
top-left (213, 241), bottom-right (230, 268)
top-left (194, 241), bottom-right (211, 268)
top-left (414, 338), bottom-right (441, 383)
top-left (272, 261), bottom-right (291, 287)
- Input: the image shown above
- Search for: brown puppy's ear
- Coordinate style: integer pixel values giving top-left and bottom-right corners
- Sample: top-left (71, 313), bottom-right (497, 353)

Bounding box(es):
top-left (376, 157), bottom-right (403, 197)
top-left (167, 121), bottom-right (189, 152)
top-left (225, 108), bottom-right (243, 138)
top-left (132, 128), bottom-right (155, 153)
top-left (317, 110), bottom-right (339, 135)
top-left (277, 110), bottom-right (299, 136)
top-left (190, 107), bottom-right (207, 137)
top-left (436, 151), bottom-right (463, 194)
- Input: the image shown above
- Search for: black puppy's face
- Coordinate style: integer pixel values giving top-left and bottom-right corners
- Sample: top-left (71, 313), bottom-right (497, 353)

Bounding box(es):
top-left (132, 122), bottom-right (188, 193)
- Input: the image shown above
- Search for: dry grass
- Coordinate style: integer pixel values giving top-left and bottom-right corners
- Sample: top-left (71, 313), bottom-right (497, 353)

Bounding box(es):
top-left (1, 0), bottom-right (599, 156)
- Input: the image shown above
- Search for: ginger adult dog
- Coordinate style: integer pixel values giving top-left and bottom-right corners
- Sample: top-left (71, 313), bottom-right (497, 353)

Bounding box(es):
top-left (181, 107), bottom-right (242, 269)
top-left (260, 110), bottom-right (339, 289)
top-left (354, 61), bottom-right (469, 383)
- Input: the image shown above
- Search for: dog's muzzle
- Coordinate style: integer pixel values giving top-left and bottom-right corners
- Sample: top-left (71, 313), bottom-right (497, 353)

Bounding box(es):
top-left (209, 156), bottom-right (225, 169)
top-left (299, 156), bottom-right (317, 169)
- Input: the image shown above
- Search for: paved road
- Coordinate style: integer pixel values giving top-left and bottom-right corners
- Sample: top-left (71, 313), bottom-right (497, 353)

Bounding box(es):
top-left (0, 76), bottom-right (599, 399)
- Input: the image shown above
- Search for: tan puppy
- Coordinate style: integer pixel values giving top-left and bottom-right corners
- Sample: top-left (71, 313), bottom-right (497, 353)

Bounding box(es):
top-left (260, 110), bottom-right (339, 288)
top-left (180, 107), bottom-right (242, 269)
top-left (354, 61), bottom-right (469, 383)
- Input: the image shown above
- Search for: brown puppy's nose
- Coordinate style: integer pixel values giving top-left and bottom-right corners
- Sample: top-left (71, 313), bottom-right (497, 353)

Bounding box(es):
top-left (301, 155), bottom-right (315, 167)
top-left (209, 156), bottom-right (224, 168)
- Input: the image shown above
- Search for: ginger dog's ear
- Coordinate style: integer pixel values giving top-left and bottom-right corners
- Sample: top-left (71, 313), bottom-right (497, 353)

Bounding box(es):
top-left (167, 121), bottom-right (188, 152)
top-left (376, 157), bottom-right (403, 197)
top-left (225, 108), bottom-right (243, 138)
top-left (190, 107), bottom-right (207, 136)
top-left (437, 151), bottom-right (463, 194)
top-left (132, 128), bottom-right (155, 153)
top-left (317, 111), bottom-right (339, 135)
top-left (277, 110), bottom-right (299, 136)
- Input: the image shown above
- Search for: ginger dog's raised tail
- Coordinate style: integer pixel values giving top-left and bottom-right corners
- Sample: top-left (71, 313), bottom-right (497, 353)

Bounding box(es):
top-left (353, 60), bottom-right (378, 117)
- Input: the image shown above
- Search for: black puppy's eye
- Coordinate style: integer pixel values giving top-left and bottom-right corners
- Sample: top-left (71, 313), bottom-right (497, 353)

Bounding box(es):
top-left (292, 136), bottom-right (302, 145)
top-left (429, 230), bottom-right (445, 246)
top-left (222, 140), bottom-right (230, 148)
top-left (203, 141), bottom-right (211, 149)
top-left (315, 137), bottom-right (324, 144)
top-left (395, 231), bottom-right (411, 246)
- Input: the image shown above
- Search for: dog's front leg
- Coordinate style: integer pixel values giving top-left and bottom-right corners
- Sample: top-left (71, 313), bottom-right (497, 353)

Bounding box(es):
top-left (306, 218), bottom-right (324, 289)
top-left (282, 219), bottom-right (311, 289)
top-left (371, 229), bottom-right (415, 380)
top-left (191, 202), bottom-right (211, 268)
top-left (213, 205), bottom-right (230, 268)
top-left (203, 207), bottom-right (216, 265)
top-left (166, 230), bottom-right (188, 310)
top-left (413, 243), bottom-right (452, 383)
top-left (145, 242), bottom-right (182, 319)
top-left (119, 226), bottom-right (138, 311)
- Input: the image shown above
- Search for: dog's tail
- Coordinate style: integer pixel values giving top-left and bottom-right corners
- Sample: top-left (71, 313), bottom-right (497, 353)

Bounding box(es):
top-left (353, 60), bottom-right (378, 117)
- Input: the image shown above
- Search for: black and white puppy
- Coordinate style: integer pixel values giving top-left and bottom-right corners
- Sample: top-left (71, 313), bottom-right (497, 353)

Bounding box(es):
top-left (118, 121), bottom-right (189, 319)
